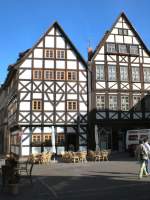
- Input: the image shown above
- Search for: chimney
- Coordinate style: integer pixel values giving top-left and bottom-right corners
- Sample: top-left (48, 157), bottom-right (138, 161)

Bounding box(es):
top-left (88, 47), bottom-right (93, 61)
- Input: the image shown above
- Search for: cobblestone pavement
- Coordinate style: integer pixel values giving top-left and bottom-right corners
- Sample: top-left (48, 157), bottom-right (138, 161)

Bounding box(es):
top-left (1, 152), bottom-right (150, 200)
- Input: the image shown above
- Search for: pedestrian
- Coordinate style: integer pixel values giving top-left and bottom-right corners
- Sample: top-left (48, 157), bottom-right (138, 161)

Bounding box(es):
top-left (143, 136), bottom-right (150, 174)
top-left (135, 139), bottom-right (149, 179)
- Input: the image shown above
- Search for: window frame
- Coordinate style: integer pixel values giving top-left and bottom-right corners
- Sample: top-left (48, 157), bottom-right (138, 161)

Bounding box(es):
top-left (96, 64), bottom-right (105, 81)
top-left (121, 96), bottom-right (129, 111)
top-left (108, 65), bottom-right (116, 81)
top-left (96, 95), bottom-right (105, 110)
top-left (56, 50), bottom-right (65, 59)
top-left (32, 100), bottom-right (42, 111)
top-left (109, 95), bottom-right (118, 111)
top-left (45, 49), bottom-right (54, 58)
top-left (33, 69), bottom-right (43, 80)
top-left (67, 71), bottom-right (77, 81)
top-left (67, 101), bottom-right (77, 111)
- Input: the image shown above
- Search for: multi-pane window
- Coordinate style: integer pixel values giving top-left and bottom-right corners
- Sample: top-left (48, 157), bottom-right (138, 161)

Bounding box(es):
top-left (67, 71), bottom-right (77, 81)
top-left (32, 134), bottom-right (41, 144)
top-left (96, 95), bottom-right (105, 109)
top-left (132, 67), bottom-right (140, 82)
top-left (45, 49), bottom-right (54, 58)
top-left (44, 70), bottom-right (54, 80)
top-left (106, 43), bottom-right (116, 53)
top-left (109, 95), bottom-right (118, 110)
top-left (120, 66), bottom-right (128, 81)
top-left (57, 50), bottom-right (65, 59)
top-left (32, 100), bottom-right (42, 111)
top-left (56, 71), bottom-right (65, 80)
top-left (118, 44), bottom-right (127, 54)
top-left (130, 45), bottom-right (139, 55)
top-left (67, 101), bottom-right (77, 111)
top-left (121, 96), bottom-right (129, 111)
top-left (33, 70), bottom-right (42, 80)
top-left (108, 65), bottom-right (116, 81)
top-left (118, 28), bottom-right (128, 35)
top-left (133, 96), bottom-right (141, 110)
top-left (144, 68), bottom-right (150, 82)
top-left (96, 65), bottom-right (105, 80)
top-left (57, 133), bottom-right (65, 146)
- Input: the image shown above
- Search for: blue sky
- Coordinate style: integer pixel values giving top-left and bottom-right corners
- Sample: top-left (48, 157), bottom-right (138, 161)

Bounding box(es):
top-left (0, 0), bottom-right (150, 84)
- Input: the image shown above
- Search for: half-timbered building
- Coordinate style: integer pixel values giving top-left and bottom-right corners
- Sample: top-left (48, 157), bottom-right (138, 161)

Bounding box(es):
top-left (88, 12), bottom-right (150, 151)
top-left (0, 22), bottom-right (88, 156)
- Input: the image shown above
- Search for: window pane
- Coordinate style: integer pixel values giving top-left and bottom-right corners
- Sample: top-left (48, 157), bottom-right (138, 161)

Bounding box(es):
top-left (121, 96), bottom-right (129, 111)
top-left (109, 95), bottom-right (118, 110)
top-left (132, 67), bottom-right (140, 82)
top-left (120, 66), bottom-right (128, 81)
top-left (118, 44), bottom-right (127, 54)
top-left (130, 45), bottom-right (139, 55)
top-left (107, 43), bottom-right (116, 53)
top-left (96, 65), bottom-right (104, 80)
top-left (108, 65), bottom-right (116, 81)
top-left (144, 68), bottom-right (150, 82)
top-left (96, 95), bottom-right (105, 109)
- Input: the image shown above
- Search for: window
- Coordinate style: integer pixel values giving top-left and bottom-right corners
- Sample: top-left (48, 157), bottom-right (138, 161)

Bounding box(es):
top-left (56, 71), bottom-right (65, 80)
top-left (96, 65), bottom-right (105, 80)
top-left (108, 65), bottom-right (116, 81)
top-left (128, 135), bottom-right (138, 141)
top-left (57, 50), bottom-right (65, 59)
top-left (121, 96), bottom-right (129, 111)
top-left (130, 45), bottom-right (139, 55)
top-left (133, 96), bottom-right (141, 110)
top-left (45, 49), bottom-right (54, 58)
top-left (106, 43), bottom-right (116, 53)
top-left (118, 44), bottom-right (127, 54)
top-left (33, 70), bottom-right (42, 80)
top-left (67, 71), bottom-right (77, 81)
top-left (32, 134), bottom-right (41, 145)
top-left (43, 134), bottom-right (52, 145)
top-left (44, 70), bottom-right (54, 80)
top-left (96, 95), bottom-right (105, 109)
top-left (144, 68), bottom-right (150, 82)
top-left (32, 100), bottom-right (42, 111)
top-left (57, 133), bottom-right (65, 146)
top-left (109, 95), bottom-right (118, 110)
top-left (118, 28), bottom-right (128, 35)
top-left (132, 67), bottom-right (140, 82)
top-left (120, 66), bottom-right (128, 81)
top-left (67, 101), bottom-right (77, 111)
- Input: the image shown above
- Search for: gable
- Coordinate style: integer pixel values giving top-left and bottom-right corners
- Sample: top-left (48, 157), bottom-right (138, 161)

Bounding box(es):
top-left (18, 22), bottom-right (86, 72)
top-left (93, 12), bottom-right (150, 61)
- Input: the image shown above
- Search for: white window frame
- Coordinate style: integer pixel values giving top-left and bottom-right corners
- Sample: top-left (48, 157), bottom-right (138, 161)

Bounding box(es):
top-left (108, 65), bottom-right (116, 81)
top-left (132, 67), bottom-right (140, 82)
top-left (96, 95), bottom-right (105, 110)
top-left (144, 68), bottom-right (150, 82)
top-left (106, 43), bottom-right (116, 53)
top-left (109, 95), bottom-right (118, 110)
top-left (120, 66), bottom-right (128, 81)
top-left (130, 45), bottom-right (139, 55)
top-left (96, 64), bottom-right (105, 80)
top-left (118, 44), bottom-right (127, 54)
top-left (121, 96), bottom-right (129, 111)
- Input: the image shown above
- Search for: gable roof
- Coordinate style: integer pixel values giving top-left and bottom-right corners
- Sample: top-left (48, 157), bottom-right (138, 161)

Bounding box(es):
top-left (90, 12), bottom-right (150, 61)
top-left (11, 21), bottom-right (87, 69)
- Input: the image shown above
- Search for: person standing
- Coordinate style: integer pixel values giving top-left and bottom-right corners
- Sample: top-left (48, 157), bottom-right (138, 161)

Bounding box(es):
top-left (135, 139), bottom-right (149, 179)
top-left (143, 137), bottom-right (150, 174)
